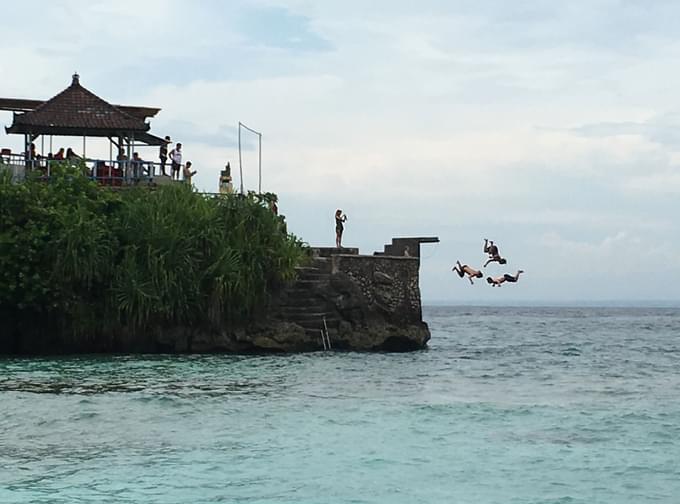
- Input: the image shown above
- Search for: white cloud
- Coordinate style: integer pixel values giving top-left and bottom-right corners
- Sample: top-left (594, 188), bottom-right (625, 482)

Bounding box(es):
top-left (539, 231), bottom-right (679, 273)
top-left (623, 171), bottom-right (680, 196)
top-left (3, 1), bottom-right (680, 301)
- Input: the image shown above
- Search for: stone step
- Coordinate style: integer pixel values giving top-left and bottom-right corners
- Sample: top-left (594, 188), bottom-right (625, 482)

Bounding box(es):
top-left (310, 257), bottom-right (333, 273)
top-left (312, 256), bottom-right (332, 263)
top-left (294, 276), bottom-right (329, 284)
top-left (296, 270), bottom-right (331, 280)
top-left (280, 313), bottom-right (333, 322)
top-left (281, 301), bottom-right (323, 310)
top-left (293, 279), bottom-right (323, 288)
top-left (286, 321), bottom-right (340, 331)
top-left (283, 290), bottom-right (320, 301)
top-left (292, 314), bottom-right (340, 326)
top-left (285, 285), bottom-right (316, 293)
top-left (313, 247), bottom-right (359, 257)
top-left (284, 311), bottom-right (337, 321)
top-left (294, 266), bottom-right (322, 276)
top-left (282, 301), bottom-right (323, 310)
top-left (279, 305), bottom-right (330, 315)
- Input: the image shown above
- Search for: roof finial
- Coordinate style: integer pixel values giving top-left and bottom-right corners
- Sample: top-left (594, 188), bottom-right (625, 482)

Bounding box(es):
top-left (72, 72), bottom-right (80, 85)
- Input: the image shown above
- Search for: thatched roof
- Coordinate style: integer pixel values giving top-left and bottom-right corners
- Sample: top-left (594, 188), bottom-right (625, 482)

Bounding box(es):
top-left (5, 74), bottom-right (154, 137)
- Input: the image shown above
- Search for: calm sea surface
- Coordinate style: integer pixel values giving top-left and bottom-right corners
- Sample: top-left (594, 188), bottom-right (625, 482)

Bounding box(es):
top-left (2, 306), bottom-right (680, 503)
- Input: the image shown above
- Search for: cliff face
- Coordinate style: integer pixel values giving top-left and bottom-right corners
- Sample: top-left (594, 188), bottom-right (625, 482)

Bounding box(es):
top-left (1, 240), bottom-right (436, 354)
top-left (271, 248), bottom-right (430, 352)
top-left (132, 245), bottom-right (432, 353)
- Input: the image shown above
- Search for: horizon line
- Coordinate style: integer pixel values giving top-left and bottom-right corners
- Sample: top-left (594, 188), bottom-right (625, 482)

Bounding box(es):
top-left (423, 299), bottom-right (680, 308)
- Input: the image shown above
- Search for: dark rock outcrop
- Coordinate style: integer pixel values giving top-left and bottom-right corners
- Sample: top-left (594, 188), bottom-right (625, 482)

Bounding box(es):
top-left (2, 239), bottom-right (436, 354)
top-left (270, 246), bottom-right (431, 352)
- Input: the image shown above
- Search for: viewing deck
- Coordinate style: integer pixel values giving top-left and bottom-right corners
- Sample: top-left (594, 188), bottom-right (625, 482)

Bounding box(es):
top-left (0, 152), bottom-right (195, 186)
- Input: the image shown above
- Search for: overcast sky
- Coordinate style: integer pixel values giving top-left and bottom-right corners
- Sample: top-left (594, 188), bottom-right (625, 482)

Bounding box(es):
top-left (2, 0), bottom-right (680, 304)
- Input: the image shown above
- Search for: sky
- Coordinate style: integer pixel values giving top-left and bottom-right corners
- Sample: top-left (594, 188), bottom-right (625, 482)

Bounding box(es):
top-left (1, 0), bottom-right (680, 304)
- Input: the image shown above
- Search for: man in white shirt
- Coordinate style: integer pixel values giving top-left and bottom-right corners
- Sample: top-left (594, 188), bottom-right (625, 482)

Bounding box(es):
top-left (169, 143), bottom-right (182, 180)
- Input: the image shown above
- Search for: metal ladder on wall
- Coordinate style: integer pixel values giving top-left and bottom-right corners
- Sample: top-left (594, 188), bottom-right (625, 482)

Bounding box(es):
top-left (319, 316), bottom-right (332, 351)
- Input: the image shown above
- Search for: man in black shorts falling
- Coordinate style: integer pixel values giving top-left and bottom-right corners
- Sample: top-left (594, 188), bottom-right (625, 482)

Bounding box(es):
top-left (483, 238), bottom-right (507, 267)
top-left (452, 260), bottom-right (484, 285)
top-left (486, 270), bottom-right (524, 287)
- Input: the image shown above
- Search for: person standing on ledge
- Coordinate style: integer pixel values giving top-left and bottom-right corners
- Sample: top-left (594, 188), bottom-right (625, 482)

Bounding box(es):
top-left (487, 270), bottom-right (524, 287)
top-left (452, 260), bottom-right (484, 284)
top-left (335, 209), bottom-right (347, 248)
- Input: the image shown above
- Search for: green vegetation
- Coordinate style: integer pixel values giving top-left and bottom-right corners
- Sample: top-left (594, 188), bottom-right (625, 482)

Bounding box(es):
top-left (0, 163), bottom-right (306, 347)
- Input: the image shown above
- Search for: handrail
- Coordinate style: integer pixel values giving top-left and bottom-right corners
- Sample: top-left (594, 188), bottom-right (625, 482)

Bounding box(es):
top-left (0, 153), bottom-right (191, 185)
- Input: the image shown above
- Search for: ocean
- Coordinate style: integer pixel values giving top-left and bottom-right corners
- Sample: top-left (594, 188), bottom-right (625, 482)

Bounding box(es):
top-left (1, 306), bottom-right (679, 503)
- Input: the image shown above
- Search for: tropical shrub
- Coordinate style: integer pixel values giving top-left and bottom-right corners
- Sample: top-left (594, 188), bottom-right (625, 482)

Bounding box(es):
top-left (0, 162), bottom-right (305, 345)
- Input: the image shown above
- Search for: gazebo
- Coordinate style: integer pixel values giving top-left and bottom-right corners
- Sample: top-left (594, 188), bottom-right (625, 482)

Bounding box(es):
top-left (0, 73), bottom-right (166, 180)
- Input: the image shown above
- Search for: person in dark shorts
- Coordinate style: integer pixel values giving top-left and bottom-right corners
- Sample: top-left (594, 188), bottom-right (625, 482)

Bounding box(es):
top-left (335, 209), bottom-right (347, 247)
top-left (169, 142), bottom-right (182, 180)
top-left (159, 135), bottom-right (170, 176)
top-left (483, 238), bottom-right (507, 267)
top-left (487, 270), bottom-right (524, 287)
top-left (452, 260), bottom-right (484, 285)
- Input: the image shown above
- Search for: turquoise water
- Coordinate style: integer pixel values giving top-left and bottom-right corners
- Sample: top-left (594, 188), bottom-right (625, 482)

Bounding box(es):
top-left (2, 306), bottom-right (680, 503)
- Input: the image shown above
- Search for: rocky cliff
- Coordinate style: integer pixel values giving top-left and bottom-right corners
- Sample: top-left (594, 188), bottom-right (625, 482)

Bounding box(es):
top-left (1, 239), bottom-right (437, 354)
top-left (129, 243), bottom-right (434, 353)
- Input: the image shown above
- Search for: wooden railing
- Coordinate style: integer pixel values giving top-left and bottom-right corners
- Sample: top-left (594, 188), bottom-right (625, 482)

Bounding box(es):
top-left (0, 153), bottom-right (189, 185)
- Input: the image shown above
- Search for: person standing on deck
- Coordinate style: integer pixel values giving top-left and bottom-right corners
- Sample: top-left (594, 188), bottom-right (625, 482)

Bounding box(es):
top-left (116, 148), bottom-right (128, 178)
top-left (159, 135), bottom-right (170, 176)
top-left (131, 152), bottom-right (145, 181)
top-left (183, 161), bottom-right (196, 185)
top-left (25, 143), bottom-right (40, 170)
top-left (169, 142), bottom-right (182, 180)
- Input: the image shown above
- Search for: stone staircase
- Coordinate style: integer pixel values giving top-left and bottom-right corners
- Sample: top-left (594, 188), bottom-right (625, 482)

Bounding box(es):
top-left (277, 250), bottom-right (352, 348)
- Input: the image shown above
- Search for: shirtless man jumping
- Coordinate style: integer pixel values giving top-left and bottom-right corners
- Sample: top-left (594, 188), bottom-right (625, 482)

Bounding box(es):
top-left (483, 238), bottom-right (507, 267)
top-left (486, 270), bottom-right (524, 287)
top-left (452, 260), bottom-right (484, 285)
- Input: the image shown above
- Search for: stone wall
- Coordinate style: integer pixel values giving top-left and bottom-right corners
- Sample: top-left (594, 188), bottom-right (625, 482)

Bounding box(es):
top-left (1, 239), bottom-right (434, 354)
top-left (331, 254), bottom-right (422, 325)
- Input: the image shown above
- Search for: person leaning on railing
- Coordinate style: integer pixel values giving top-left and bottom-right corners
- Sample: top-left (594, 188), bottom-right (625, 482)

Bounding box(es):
top-left (116, 147), bottom-right (129, 179)
top-left (25, 143), bottom-right (41, 171)
top-left (130, 152), bottom-right (145, 181)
